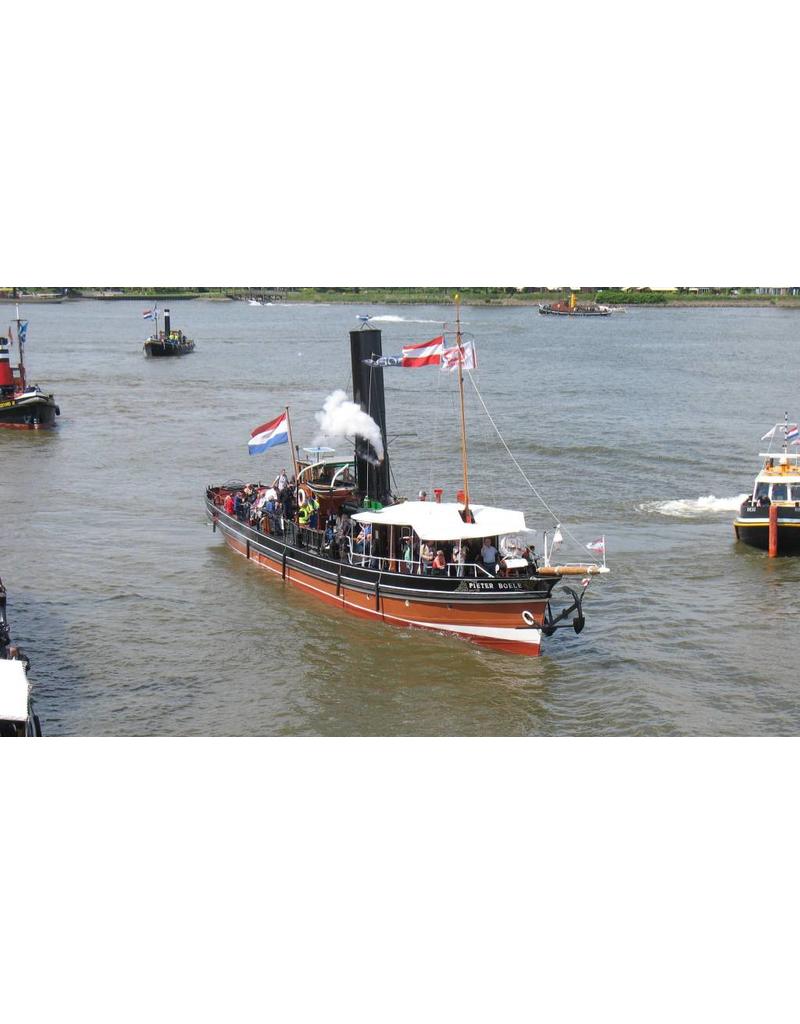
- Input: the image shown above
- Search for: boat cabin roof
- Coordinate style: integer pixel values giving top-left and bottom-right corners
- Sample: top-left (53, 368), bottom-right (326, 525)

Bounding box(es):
top-left (0, 659), bottom-right (30, 723)
top-left (756, 455), bottom-right (800, 483)
top-left (352, 500), bottom-right (528, 541)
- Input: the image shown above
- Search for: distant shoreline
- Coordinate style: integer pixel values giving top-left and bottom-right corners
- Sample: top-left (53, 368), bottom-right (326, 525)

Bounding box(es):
top-left (2, 290), bottom-right (800, 310)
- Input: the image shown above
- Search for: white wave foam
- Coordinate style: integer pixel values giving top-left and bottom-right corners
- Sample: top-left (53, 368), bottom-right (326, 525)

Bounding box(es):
top-left (369, 315), bottom-right (446, 324)
top-left (638, 494), bottom-right (748, 517)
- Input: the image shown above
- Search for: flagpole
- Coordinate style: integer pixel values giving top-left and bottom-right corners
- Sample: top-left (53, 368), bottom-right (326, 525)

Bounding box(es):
top-left (454, 293), bottom-right (471, 518)
top-left (15, 303), bottom-right (25, 390)
top-left (285, 405), bottom-right (300, 485)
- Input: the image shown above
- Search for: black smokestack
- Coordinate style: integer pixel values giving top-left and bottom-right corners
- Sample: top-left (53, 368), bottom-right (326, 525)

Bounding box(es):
top-left (164, 308), bottom-right (171, 337)
top-left (349, 327), bottom-right (391, 504)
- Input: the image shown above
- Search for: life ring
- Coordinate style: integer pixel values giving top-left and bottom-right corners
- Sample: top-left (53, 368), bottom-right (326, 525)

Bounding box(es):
top-left (297, 487), bottom-right (309, 506)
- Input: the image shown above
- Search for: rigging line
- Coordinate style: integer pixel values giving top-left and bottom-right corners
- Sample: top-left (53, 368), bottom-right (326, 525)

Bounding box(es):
top-left (465, 369), bottom-right (601, 564)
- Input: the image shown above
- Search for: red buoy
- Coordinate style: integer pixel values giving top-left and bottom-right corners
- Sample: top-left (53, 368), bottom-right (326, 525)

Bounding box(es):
top-left (768, 503), bottom-right (779, 557)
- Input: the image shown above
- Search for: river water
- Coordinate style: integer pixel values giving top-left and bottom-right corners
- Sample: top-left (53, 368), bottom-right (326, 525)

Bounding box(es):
top-left (2, 299), bottom-right (798, 735)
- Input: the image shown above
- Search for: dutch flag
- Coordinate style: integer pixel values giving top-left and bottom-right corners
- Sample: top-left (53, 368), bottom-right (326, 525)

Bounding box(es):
top-left (249, 412), bottom-right (289, 455)
top-left (142, 306), bottom-right (157, 320)
top-left (786, 424), bottom-right (799, 444)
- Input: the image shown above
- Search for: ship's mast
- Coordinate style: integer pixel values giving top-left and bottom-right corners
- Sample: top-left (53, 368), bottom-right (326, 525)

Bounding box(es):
top-left (15, 303), bottom-right (26, 390)
top-left (285, 405), bottom-right (300, 484)
top-left (455, 294), bottom-right (471, 518)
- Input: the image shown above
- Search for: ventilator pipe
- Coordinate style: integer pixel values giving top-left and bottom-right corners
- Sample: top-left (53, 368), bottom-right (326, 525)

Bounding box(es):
top-left (434, 488), bottom-right (443, 503)
top-left (769, 503), bottom-right (779, 557)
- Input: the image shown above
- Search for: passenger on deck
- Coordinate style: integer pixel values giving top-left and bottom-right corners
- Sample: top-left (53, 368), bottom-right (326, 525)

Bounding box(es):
top-left (432, 549), bottom-right (446, 575)
top-left (298, 500), bottom-right (312, 527)
top-left (420, 542), bottom-right (434, 574)
top-left (282, 487), bottom-right (296, 520)
top-left (481, 537), bottom-right (499, 574)
top-left (452, 542), bottom-right (467, 577)
top-left (401, 535), bottom-right (414, 573)
top-left (223, 493), bottom-right (235, 516)
top-left (277, 469), bottom-right (289, 494)
top-left (354, 523), bottom-right (371, 558)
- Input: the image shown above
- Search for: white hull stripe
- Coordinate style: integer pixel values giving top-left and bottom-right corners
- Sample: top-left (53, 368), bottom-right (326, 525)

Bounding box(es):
top-left (404, 618), bottom-right (542, 646)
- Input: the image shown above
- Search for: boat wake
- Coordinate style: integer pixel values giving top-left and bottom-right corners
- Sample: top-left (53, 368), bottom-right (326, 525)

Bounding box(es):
top-left (369, 315), bottom-right (446, 325)
top-left (638, 495), bottom-right (748, 518)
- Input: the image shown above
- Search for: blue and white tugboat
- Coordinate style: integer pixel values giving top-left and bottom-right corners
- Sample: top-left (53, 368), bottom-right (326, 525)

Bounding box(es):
top-left (734, 416), bottom-right (800, 555)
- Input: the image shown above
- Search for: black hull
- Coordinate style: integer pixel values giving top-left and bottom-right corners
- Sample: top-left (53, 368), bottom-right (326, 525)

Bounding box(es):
top-left (0, 393), bottom-right (59, 429)
top-left (734, 503), bottom-right (800, 553)
top-left (734, 522), bottom-right (800, 553)
top-left (144, 340), bottom-right (195, 357)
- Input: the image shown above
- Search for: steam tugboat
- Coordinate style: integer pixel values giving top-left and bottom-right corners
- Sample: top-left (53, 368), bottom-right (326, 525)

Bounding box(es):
top-left (205, 301), bottom-right (608, 656)
top-left (734, 418), bottom-right (800, 555)
top-left (539, 293), bottom-right (612, 316)
top-left (0, 307), bottom-right (60, 429)
top-left (0, 575), bottom-right (42, 736)
top-left (143, 308), bottom-right (195, 357)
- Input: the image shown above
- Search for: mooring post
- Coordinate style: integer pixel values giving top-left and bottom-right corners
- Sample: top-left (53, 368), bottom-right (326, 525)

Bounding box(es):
top-left (769, 503), bottom-right (779, 557)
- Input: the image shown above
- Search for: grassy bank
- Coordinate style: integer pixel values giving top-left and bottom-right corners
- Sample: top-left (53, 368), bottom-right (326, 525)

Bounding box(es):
top-left (3, 286), bottom-right (800, 308)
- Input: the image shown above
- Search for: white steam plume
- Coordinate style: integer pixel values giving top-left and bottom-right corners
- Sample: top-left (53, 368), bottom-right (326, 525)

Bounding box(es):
top-left (314, 389), bottom-right (384, 461)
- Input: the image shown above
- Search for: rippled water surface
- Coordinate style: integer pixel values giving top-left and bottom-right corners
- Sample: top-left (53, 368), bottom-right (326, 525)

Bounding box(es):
top-left (2, 300), bottom-right (799, 735)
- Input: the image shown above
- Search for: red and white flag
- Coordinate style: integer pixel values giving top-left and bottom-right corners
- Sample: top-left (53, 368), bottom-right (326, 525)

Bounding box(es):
top-left (441, 340), bottom-right (478, 372)
top-left (401, 336), bottom-right (444, 367)
top-left (586, 537), bottom-right (605, 554)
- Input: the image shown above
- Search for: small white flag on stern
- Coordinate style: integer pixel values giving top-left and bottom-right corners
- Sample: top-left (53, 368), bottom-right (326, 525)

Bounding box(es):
top-left (586, 537), bottom-right (605, 554)
top-left (551, 526), bottom-right (564, 550)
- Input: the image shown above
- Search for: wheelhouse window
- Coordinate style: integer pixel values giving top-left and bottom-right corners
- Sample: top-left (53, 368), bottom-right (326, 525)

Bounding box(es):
top-left (754, 482), bottom-right (769, 500)
top-left (791, 483), bottom-right (800, 501)
top-left (771, 483), bottom-right (788, 501)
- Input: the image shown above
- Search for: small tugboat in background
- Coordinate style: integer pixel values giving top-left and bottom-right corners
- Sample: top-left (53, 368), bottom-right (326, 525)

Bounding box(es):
top-left (539, 293), bottom-right (612, 317)
top-left (734, 417), bottom-right (800, 556)
top-left (0, 575), bottom-right (42, 736)
top-left (143, 306), bottom-right (195, 357)
top-left (0, 306), bottom-right (60, 429)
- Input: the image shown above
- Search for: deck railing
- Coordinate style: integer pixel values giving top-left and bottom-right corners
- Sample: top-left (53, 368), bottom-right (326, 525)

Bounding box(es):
top-left (221, 502), bottom-right (532, 579)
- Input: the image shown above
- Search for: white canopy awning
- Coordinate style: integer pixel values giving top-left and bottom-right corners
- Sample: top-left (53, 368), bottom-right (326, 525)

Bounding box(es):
top-left (352, 500), bottom-right (529, 541)
top-left (0, 660), bottom-right (30, 723)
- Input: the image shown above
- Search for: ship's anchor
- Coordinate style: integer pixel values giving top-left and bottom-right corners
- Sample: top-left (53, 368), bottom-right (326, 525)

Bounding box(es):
top-left (541, 586), bottom-right (586, 637)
